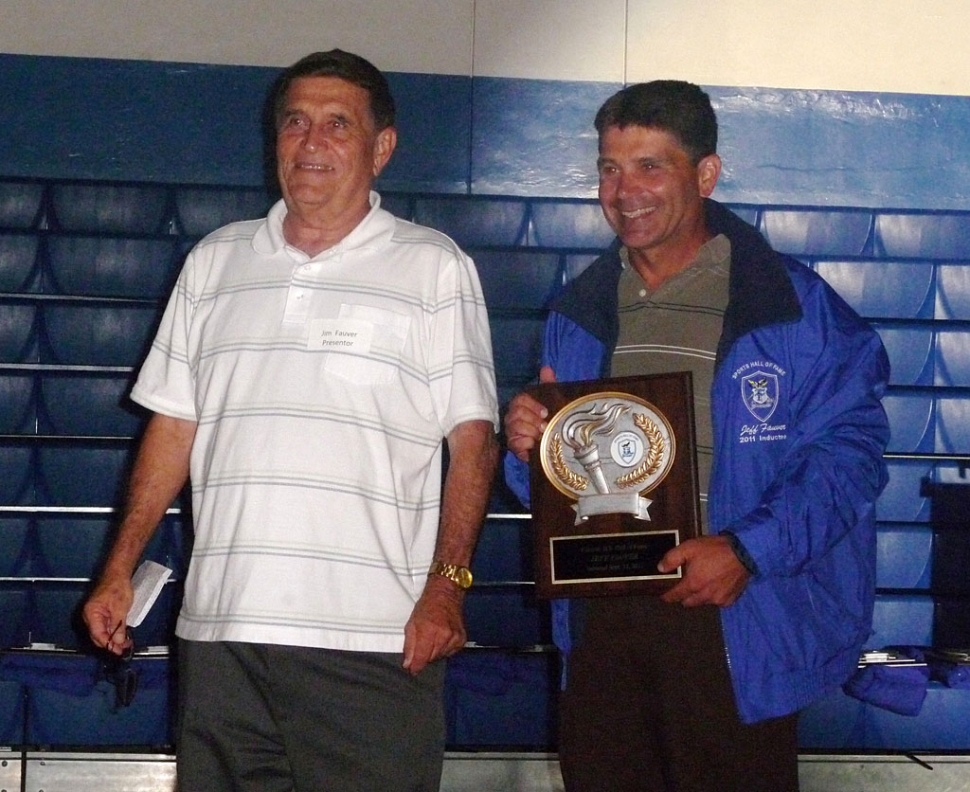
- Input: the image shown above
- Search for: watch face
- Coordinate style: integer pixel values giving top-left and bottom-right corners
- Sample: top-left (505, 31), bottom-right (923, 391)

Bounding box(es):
top-left (456, 567), bottom-right (473, 588)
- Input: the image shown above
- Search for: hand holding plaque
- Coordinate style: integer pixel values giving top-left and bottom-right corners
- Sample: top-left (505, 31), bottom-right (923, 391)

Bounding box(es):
top-left (529, 372), bottom-right (701, 598)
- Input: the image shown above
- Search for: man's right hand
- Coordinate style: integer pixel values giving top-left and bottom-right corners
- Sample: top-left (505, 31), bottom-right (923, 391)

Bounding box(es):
top-left (82, 574), bottom-right (135, 656)
top-left (504, 365), bottom-right (556, 461)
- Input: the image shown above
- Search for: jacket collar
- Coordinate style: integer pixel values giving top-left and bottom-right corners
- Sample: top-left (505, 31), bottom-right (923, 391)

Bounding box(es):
top-left (552, 199), bottom-right (803, 367)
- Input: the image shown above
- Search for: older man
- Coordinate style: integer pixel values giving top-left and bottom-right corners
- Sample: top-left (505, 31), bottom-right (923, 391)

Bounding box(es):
top-left (84, 50), bottom-right (498, 792)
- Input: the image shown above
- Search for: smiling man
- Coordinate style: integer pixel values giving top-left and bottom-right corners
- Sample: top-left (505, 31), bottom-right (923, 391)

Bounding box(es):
top-left (83, 50), bottom-right (499, 792)
top-left (504, 81), bottom-right (890, 791)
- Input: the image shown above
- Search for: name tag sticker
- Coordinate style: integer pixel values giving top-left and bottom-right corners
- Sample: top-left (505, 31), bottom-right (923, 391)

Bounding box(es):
top-left (308, 318), bottom-right (374, 353)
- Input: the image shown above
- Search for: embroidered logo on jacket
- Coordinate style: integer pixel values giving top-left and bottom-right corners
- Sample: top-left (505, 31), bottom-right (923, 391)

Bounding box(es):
top-left (732, 361), bottom-right (788, 445)
top-left (741, 371), bottom-right (779, 422)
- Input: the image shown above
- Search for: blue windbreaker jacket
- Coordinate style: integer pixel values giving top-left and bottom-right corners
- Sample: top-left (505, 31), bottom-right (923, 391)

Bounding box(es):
top-left (505, 199), bottom-right (891, 723)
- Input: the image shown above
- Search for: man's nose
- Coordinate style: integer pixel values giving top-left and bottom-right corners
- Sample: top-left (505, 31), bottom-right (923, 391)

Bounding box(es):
top-left (303, 123), bottom-right (328, 152)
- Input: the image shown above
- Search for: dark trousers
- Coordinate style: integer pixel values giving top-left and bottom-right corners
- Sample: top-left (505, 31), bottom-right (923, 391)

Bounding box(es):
top-left (176, 640), bottom-right (446, 792)
top-left (558, 597), bottom-right (799, 792)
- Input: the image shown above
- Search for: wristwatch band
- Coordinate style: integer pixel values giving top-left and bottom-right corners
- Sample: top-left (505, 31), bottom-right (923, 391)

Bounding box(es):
top-left (428, 560), bottom-right (473, 590)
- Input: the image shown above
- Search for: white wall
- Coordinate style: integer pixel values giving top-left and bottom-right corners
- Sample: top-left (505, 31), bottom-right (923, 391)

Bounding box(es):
top-left (3, 0), bottom-right (969, 95)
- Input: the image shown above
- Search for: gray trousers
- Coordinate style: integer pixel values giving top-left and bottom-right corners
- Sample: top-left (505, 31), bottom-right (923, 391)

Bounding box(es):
top-left (176, 639), bottom-right (446, 792)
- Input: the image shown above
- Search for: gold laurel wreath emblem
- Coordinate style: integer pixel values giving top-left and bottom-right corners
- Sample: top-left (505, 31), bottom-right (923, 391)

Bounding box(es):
top-left (550, 434), bottom-right (589, 491)
top-left (614, 413), bottom-right (665, 489)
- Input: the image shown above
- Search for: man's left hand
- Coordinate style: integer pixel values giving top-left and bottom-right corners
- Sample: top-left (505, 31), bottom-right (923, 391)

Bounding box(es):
top-left (402, 575), bottom-right (467, 675)
top-left (658, 535), bottom-right (751, 608)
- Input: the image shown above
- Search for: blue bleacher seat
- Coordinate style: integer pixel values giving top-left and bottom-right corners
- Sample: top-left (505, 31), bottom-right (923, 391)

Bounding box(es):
top-left (445, 650), bottom-right (556, 749)
top-left (36, 446), bottom-right (132, 507)
top-left (0, 517), bottom-right (33, 577)
top-left (490, 317), bottom-right (544, 385)
top-left (935, 263), bottom-right (970, 320)
top-left (563, 253), bottom-right (599, 283)
top-left (0, 303), bottom-right (39, 363)
top-left (867, 594), bottom-right (934, 648)
top-left (0, 446), bottom-right (34, 506)
top-left (934, 329), bottom-right (970, 386)
top-left (0, 181), bottom-right (44, 229)
top-left (49, 184), bottom-right (170, 235)
top-left (41, 305), bottom-right (159, 366)
top-left (875, 212), bottom-right (970, 260)
top-left (473, 518), bottom-right (531, 582)
top-left (0, 373), bottom-right (36, 434)
top-left (414, 197), bottom-right (528, 247)
top-left (0, 588), bottom-right (30, 648)
top-left (0, 232), bottom-right (40, 292)
top-left (152, 514), bottom-right (192, 578)
top-left (933, 598), bottom-right (970, 648)
top-left (529, 201), bottom-right (614, 249)
top-left (30, 583), bottom-right (88, 647)
top-left (759, 208), bottom-right (873, 257)
top-left (877, 461), bottom-right (933, 523)
top-left (174, 186), bottom-right (275, 238)
top-left (797, 689), bottom-right (867, 749)
top-left (881, 392), bottom-right (934, 454)
top-left (474, 250), bottom-right (561, 310)
top-left (22, 653), bottom-right (174, 746)
top-left (866, 686), bottom-right (970, 750)
top-left (129, 584), bottom-right (180, 647)
top-left (876, 524), bottom-right (932, 589)
top-left (0, 676), bottom-right (25, 744)
top-left (935, 397), bottom-right (970, 454)
top-left (723, 204), bottom-right (760, 227)
top-left (933, 532), bottom-right (970, 597)
top-left (464, 587), bottom-right (550, 647)
top-left (873, 325), bottom-right (934, 386)
top-left (45, 236), bottom-right (181, 299)
top-left (814, 260), bottom-right (934, 319)
top-left (34, 516), bottom-right (112, 579)
top-left (38, 373), bottom-right (142, 437)
top-left (378, 192), bottom-right (413, 221)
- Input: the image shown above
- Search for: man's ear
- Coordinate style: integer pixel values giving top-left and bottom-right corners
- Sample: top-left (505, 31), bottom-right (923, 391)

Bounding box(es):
top-left (372, 127), bottom-right (397, 177)
top-left (696, 153), bottom-right (722, 198)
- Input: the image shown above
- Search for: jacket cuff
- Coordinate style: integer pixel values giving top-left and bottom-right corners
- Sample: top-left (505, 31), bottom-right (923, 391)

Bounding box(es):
top-left (722, 530), bottom-right (759, 576)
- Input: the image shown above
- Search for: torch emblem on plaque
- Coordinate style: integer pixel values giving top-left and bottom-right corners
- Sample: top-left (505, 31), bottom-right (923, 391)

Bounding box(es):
top-left (540, 392), bottom-right (675, 523)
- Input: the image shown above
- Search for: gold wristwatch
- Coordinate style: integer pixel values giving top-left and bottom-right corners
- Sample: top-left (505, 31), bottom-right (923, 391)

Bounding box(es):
top-left (428, 560), bottom-right (473, 590)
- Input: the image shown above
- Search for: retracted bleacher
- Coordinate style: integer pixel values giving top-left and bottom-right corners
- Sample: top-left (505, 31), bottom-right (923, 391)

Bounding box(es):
top-left (1, 177), bottom-right (969, 755)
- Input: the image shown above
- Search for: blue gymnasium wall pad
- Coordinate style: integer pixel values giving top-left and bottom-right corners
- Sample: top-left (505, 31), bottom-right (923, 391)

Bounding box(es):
top-left (3, 54), bottom-right (970, 207)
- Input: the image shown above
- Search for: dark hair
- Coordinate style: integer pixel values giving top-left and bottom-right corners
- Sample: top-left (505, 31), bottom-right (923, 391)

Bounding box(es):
top-left (273, 49), bottom-right (396, 130)
top-left (594, 81), bottom-right (717, 163)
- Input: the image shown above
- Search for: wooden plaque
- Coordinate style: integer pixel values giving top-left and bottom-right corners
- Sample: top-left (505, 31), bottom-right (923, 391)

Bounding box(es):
top-left (529, 372), bottom-right (701, 598)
